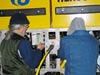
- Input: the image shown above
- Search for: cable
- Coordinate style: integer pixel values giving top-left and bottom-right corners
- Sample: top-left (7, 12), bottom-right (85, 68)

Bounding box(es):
top-left (35, 45), bottom-right (54, 75)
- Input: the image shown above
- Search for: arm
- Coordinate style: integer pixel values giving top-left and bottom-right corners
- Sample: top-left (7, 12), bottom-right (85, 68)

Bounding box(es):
top-left (18, 39), bottom-right (42, 68)
top-left (58, 38), bottom-right (66, 60)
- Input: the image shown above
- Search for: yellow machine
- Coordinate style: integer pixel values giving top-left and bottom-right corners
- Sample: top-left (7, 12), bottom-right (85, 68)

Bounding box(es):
top-left (0, 0), bottom-right (50, 30)
top-left (0, 0), bottom-right (100, 30)
top-left (52, 0), bottom-right (100, 28)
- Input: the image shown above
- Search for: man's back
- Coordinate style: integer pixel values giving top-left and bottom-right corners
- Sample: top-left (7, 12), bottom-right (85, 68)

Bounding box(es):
top-left (61, 30), bottom-right (99, 75)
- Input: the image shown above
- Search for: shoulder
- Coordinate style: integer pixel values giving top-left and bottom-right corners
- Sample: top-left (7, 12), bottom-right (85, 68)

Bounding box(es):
top-left (60, 35), bottom-right (73, 44)
top-left (61, 35), bottom-right (74, 41)
top-left (19, 39), bottom-right (30, 46)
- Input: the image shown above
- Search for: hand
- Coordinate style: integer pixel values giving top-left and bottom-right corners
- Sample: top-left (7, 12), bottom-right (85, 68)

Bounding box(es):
top-left (37, 42), bottom-right (45, 51)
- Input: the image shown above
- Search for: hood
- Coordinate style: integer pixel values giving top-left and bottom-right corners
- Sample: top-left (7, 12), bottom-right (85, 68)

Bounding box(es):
top-left (67, 17), bottom-right (86, 35)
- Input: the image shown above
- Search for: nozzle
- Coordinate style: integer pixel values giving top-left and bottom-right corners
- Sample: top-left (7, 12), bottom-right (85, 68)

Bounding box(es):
top-left (48, 45), bottom-right (54, 51)
top-left (60, 60), bottom-right (67, 69)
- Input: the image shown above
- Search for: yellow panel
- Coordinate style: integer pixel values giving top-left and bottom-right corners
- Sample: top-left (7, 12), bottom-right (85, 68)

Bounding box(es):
top-left (0, 15), bottom-right (50, 30)
top-left (29, 15), bottom-right (50, 29)
top-left (0, 17), bottom-right (9, 30)
top-left (52, 0), bottom-right (100, 28)
top-left (53, 13), bottom-right (100, 28)
top-left (54, 0), bottom-right (100, 7)
top-left (0, 0), bottom-right (50, 30)
top-left (0, 0), bottom-right (49, 9)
